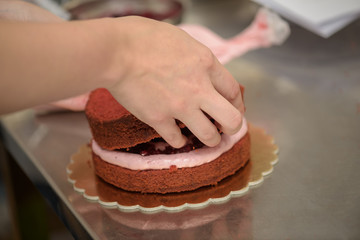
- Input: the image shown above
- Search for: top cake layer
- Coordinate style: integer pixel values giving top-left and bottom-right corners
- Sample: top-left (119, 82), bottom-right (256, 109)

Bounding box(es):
top-left (85, 88), bottom-right (165, 150)
top-left (85, 88), bottom-right (130, 121)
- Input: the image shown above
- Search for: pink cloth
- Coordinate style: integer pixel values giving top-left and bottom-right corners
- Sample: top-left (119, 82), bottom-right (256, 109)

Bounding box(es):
top-left (34, 92), bottom-right (90, 113)
top-left (35, 8), bottom-right (289, 113)
top-left (179, 8), bottom-right (290, 64)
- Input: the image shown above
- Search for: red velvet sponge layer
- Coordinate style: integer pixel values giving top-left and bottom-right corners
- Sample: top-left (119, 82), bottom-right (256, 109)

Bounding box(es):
top-left (85, 88), bottom-right (163, 150)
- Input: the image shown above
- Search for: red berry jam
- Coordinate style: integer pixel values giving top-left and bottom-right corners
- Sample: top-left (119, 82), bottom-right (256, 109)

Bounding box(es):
top-left (119, 128), bottom-right (206, 156)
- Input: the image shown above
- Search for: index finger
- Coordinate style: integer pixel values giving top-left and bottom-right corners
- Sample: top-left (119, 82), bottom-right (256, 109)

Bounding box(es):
top-left (209, 60), bottom-right (245, 114)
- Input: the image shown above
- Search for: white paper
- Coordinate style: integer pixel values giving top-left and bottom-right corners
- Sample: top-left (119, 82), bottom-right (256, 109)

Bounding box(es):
top-left (253, 0), bottom-right (360, 38)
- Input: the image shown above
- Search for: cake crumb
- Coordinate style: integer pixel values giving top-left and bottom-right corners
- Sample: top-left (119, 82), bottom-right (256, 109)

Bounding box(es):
top-left (169, 165), bottom-right (178, 172)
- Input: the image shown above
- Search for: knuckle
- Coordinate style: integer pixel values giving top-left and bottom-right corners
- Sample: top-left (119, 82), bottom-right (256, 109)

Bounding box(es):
top-left (199, 47), bottom-right (216, 69)
top-left (188, 84), bottom-right (203, 97)
top-left (228, 82), bottom-right (241, 101)
top-left (171, 98), bottom-right (188, 113)
top-left (146, 113), bottom-right (167, 126)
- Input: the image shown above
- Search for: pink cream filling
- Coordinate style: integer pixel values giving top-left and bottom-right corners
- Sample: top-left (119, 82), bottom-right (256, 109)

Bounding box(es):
top-left (92, 119), bottom-right (248, 170)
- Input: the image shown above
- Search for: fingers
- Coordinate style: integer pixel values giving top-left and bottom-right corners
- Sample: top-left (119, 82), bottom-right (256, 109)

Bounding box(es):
top-left (151, 71), bottom-right (243, 148)
top-left (142, 71), bottom-right (243, 148)
top-left (201, 91), bottom-right (243, 135)
top-left (205, 58), bottom-right (244, 134)
top-left (150, 111), bottom-right (222, 148)
top-left (155, 101), bottom-right (239, 149)
top-left (179, 111), bottom-right (222, 147)
top-left (151, 118), bottom-right (187, 148)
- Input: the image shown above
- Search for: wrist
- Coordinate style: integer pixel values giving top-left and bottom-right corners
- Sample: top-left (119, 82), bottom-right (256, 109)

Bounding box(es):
top-left (102, 16), bottom-right (161, 95)
top-left (97, 17), bottom-right (135, 91)
top-left (81, 18), bottom-right (125, 90)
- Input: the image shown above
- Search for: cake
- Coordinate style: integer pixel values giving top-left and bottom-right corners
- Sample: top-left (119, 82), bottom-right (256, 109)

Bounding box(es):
top-left (85, 88), bottom-right (250, 194)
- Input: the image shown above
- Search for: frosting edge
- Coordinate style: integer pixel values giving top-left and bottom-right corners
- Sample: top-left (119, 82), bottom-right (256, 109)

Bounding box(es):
top-left (92, 118), bottom-right (248, 170)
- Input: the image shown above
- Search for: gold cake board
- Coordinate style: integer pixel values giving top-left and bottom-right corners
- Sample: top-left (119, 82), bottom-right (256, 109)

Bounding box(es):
top-left (67, 124), bottom-right (278, 213)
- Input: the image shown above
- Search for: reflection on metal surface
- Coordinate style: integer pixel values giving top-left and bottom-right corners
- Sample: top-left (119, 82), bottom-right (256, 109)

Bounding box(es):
top-left (100, 197), bottom-right (253, 239)
top-left (67, 124), bottom-right (278, 213)
top-left (68, 191), bottom-right (253, 239)
top-left (27, 125), bottom-right (49, 150)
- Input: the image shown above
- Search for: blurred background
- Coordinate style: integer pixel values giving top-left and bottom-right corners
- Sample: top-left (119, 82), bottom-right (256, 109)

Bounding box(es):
top-left (1, 0), bottom-right (359, 239)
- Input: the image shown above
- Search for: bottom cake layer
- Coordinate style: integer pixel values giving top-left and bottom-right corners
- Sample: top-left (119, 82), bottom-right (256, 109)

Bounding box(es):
top-left (92, 133), bottom-right (251, 194)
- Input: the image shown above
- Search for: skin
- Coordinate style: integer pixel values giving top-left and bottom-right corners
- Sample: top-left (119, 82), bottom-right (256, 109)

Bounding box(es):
top-left (0, 1), bottom-right (244, 148)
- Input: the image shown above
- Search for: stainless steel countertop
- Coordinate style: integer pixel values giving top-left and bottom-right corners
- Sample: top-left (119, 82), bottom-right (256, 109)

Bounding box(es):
top-left (1, 0), bottom-right (360, 239)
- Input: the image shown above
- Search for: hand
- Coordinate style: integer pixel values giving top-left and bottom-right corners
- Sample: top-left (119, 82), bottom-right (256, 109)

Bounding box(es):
top-left (108, 17), bottom-right (244, 148)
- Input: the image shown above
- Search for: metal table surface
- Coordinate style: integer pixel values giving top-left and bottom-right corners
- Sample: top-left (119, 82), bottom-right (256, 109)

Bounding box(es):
top-left (1, 0), bottom-right (360, 239)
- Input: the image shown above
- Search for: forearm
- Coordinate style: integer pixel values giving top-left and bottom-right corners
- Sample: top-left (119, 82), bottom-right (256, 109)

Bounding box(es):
top-left (0, 18), bottom-right (122, 114)
top-left (0, 12), bottom-right (244, 148)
